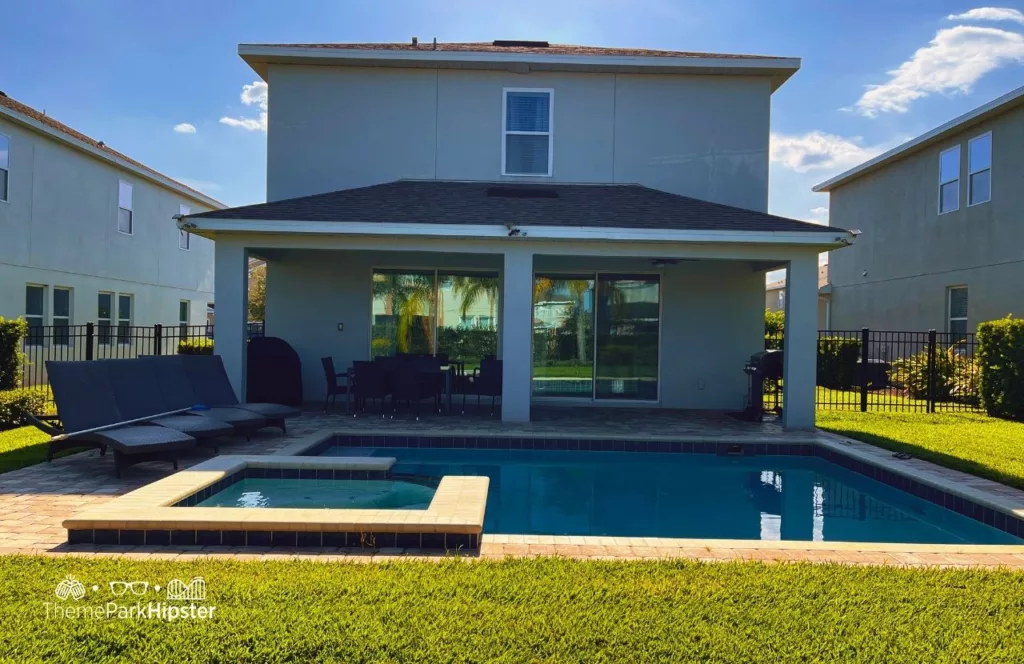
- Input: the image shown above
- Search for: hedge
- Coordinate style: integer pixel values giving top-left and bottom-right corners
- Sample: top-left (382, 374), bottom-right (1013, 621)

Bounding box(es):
top-left (977, 316), bottom-right (1024, 419)
top-left (890, 345), bottom-right (980, 404)
top-left (178, 338), bottom-right (214, 355)
top-left (0, 317), bottom-right (27, 391)
top-left (0, 388), bottom-right (46, 429)
top-left (817, 336), bottom-right (860, 389)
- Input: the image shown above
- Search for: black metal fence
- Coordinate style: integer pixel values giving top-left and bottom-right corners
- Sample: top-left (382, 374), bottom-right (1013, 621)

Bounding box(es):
top-left (20, 322), bottom-right (265, 410)
top-left (765, 328), bottom-right (982, 413)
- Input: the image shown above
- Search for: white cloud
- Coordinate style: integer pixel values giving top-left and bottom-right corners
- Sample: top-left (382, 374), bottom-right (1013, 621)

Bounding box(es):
top-left (770, 131), bottom-right (887, 173)
top-left (855, 25), bottom-right (1024, 117)
top-left (173, 123), bottom-right (197, 134)
top-left (809, 206), bottom-right (830, 221)
top-left (220, 81), bottom-right (268, 131)
top-left (947, 7), bottom-right (1024, 24)
top-left (174, 177), bottom-right (222, 193)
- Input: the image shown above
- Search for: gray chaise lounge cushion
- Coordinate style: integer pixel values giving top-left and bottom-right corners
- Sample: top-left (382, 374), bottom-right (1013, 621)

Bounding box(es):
top-left (100, 359), bottom-right (234, 439)
top-left (141, 356), bottom-right (267, 429)
top-left (45, 361), bottom-right (196, 453)
top-left (179, 354), bottom-right (303, 419)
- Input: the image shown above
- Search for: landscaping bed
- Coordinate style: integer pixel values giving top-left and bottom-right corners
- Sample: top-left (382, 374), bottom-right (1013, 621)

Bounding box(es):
top-left (1, 556), bottom-right (1023, 663)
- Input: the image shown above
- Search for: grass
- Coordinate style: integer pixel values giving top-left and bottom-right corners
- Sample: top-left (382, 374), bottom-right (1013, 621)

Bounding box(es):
top-left (2, 556), bottom-right (1024, 663)
top-left (818, 410), bottom-right (1024, 490)
top-left (0, 426), bottom-right (52, 475)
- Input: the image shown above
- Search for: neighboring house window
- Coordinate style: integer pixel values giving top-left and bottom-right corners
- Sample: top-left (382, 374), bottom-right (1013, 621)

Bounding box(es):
top-left (24, 284), bottom-right (45, 346)
top-left (938, 146), bottom-right (960, 214)
top-left (116, 293), bottom-right (133, 344)
top-left (179, 204), bottom-right (191, 250)
top-left (98, 292), bottom-right (113, 345)
top-left (968, 132), bottom-right (991, 206)
top-left (118, 180), bottom-right (133, 234)
top-left (777, 291), bottom-right (785, 309)
top-left (52, 287), bottom-right (72, 346)
top-left (0, 133), bottom-right (9, 202)
top-left (947, 286), bottom-right (968, 337)
top-left (502, 89), bottom-right (553, 176)
top-left (179, 300), bottom-right (190, 337)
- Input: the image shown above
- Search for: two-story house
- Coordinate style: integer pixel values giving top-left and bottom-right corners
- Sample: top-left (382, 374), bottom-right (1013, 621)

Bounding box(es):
top-left (0, 92), bottom-right (222, 364)
top-left (814, 84), bottom-right (1024, 335)
top-left (184, 40), bottom-right (855, 429)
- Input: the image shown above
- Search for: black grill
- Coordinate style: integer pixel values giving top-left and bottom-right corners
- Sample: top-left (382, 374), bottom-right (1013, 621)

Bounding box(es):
top-left (741, 350), bottom-right (783, 421)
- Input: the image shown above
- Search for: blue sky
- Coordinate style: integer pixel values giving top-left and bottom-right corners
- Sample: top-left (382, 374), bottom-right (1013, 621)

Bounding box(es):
top-left (5, 0), bottom-right (1024, 223)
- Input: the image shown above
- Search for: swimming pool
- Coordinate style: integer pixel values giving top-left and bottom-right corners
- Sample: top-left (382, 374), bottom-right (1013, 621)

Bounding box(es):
top-left (316, 446), bottom-right (1021, 545)
top-left (194, 478), bottom-right (437, 510)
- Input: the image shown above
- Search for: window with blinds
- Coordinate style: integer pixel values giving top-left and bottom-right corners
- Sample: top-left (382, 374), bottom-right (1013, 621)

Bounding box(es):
top-left (503, 89), bottom-right (553, 176)
top-left (947, 286), bottom-right (968, 337)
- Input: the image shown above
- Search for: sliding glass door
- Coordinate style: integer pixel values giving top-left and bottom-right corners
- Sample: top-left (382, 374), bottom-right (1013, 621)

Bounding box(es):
top-left (532, 273), bottom-right (660, 401)
top-left (371, 269), bottom-right (498, 368)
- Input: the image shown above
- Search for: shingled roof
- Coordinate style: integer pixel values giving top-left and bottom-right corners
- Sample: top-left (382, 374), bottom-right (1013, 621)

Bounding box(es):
top-left (189, 180), bottom-right (841, 234)
top-left (0, 92), bottom-right (222, 207)
top-left (251, 42), bottom-right (786, 60)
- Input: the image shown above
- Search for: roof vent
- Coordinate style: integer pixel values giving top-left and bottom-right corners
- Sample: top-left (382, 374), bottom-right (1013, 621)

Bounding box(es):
top-left (97, 141), bottom-right (105, 147)
top-left (486, 186), bottom-right (558, 199)
top-left (492, 40), bottom-right (549, 48)
top-left (0, 90), bottom-right (6, 97)
top-left (411, 36), bottom-right (418, 46)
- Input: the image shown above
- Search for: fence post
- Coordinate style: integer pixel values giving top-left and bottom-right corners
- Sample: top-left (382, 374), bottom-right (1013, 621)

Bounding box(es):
top-left (85, 322), bottom-right (94, 361)
top-left (859, 327), bottom-right (869, 412)
top-left (154, 324), bottom-right (163, 356)
top-left (927, 328), bottom-right (937, 414)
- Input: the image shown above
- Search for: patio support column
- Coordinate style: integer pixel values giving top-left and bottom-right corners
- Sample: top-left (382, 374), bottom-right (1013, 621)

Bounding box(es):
top-left (214, 241), bottom-right (248, 400)
top-left (782, 253), bottom-right (818, 430)
top-left (501, 247), bottom-right (533, 422)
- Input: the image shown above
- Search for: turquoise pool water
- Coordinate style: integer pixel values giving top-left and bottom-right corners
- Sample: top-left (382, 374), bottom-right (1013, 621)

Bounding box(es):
top-left (316, 446), bottom-right (1021, 544)
top-left (195, 478), bottom-right (436, 510)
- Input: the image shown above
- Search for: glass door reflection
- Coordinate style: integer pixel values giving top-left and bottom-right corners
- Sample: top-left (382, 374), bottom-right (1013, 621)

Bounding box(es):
top-left (532, 275), bottom-right (595, 398)
top-left (594, 275), bottom-right (660, 400)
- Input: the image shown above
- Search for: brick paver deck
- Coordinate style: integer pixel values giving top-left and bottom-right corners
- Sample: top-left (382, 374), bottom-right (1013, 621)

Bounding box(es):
top-left (2, 409), bottom-right (1023, 568)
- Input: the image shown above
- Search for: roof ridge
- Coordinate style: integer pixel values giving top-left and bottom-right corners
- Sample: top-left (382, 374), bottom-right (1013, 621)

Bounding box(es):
top-left (0, 93), bottom-right (224, 207)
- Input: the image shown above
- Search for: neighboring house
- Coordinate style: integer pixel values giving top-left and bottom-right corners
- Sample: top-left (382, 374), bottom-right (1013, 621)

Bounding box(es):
top-left (0, 92), bottom-right (222, 359)
top-left (765, 264), bottom-right (831, 330)
top-left (814, 85), bottom-right (1024, 335)
top-left (186, 40), bottom-right (855, 429)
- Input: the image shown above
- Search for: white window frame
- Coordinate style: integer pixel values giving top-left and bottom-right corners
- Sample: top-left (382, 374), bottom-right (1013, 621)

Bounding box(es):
top-left (967, 131), bottom-right (992, 207)
top-left (116, 293), bottom-right (133, 345)
top-left (178, 204), bottom-right (191, 250)
top-left (947, 286), bottom-right (968, 334)
top-left (97, 291), bottom-right (114, 346)
top-left (0, 132), bottom-right (10, 203)
top-left (501, 87), bottom-right (554, 177)
top-left (179, 299), bottom-right (190, 337)
top-left (24, 284), bottom-right (46, 347)
top-left (52, 286), bottom-right (73, 346)
top-left (117, 180), bottom-right (134, 235)
top-left (937, 145), bottom-right (960, 215)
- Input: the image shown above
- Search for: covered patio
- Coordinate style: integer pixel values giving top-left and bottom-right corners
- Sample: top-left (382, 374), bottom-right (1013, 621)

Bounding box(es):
top-left (185, 180), bottom-right (853, 429)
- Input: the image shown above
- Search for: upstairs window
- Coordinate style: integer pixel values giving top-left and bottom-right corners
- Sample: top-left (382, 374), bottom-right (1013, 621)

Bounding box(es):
top-left (948, 286), bottom-right (968, 337)
top-left (968, 132), bottom-right (991, 206)
top-left (179, 204), bottom-right (191, 250)
top-left (0, 134), bottom-right (9, 202)
top-left (503, 89), bottom-right (553, 176)
top-left (118, 180), bottom-right (133, 234)
top-left (938, 146), bottom-right (960, 214)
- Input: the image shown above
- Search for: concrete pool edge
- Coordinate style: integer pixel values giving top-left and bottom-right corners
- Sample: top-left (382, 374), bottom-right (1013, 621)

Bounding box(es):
top-left (280, 428), bottom-right (1024, 544)
top-left (62, 455), bottom-right (489, 551)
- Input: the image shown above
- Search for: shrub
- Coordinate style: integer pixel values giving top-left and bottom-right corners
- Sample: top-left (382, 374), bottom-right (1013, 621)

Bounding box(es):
top-left (764, 309), bottom-right (784, 335)
top-left (0, 318), bottom-right (27, 391)
top-left (817, 337), bottom-right (860, 389)
top-left (178, 338), bottom-right (214, 355)
top-left (890, 345), bottom-right (980, 404)
top-left (977, 316), bottom-right (1024, 419)
top-left (0, 388), bottom-right (46, 429)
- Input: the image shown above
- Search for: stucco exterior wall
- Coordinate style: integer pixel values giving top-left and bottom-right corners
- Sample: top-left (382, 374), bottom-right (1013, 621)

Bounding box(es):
top-left (0, 117), bottom-right (216, 327)
top-left (265, 65), bottom-right (771, 212)
top-left (264, 248), bottom-right (765, 410)
top-left (828, 104), bottom-right (1024, 332)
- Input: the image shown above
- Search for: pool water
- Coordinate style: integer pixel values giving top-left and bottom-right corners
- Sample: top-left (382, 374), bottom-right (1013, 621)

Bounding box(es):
top-left (318, 446), bottom-right (1021, 544)
top-left (194, 478), bottom-right (436, 510)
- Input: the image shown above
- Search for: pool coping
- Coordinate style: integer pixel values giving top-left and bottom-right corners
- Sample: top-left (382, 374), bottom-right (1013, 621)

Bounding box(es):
top-left (62, 455), bottom-right (489, 551)
top-left (275, 428), bottom-right (1024, 551)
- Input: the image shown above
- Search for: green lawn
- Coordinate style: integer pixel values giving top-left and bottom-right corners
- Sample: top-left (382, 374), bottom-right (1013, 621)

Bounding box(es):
top-left (818, 410), bottom-right (1024, 490)
top-left (2, 556), bottom-right (1023, 663)
top-left (0, 426), bottom-right (52, 475)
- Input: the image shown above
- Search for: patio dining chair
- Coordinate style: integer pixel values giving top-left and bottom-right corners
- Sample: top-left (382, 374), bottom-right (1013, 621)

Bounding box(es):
top-left (463, 357), bottom-right (503, 416)
top-left (320, 356), bottom-right (352, 412)
top-left (352, 360), bottom-right (390, 417)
